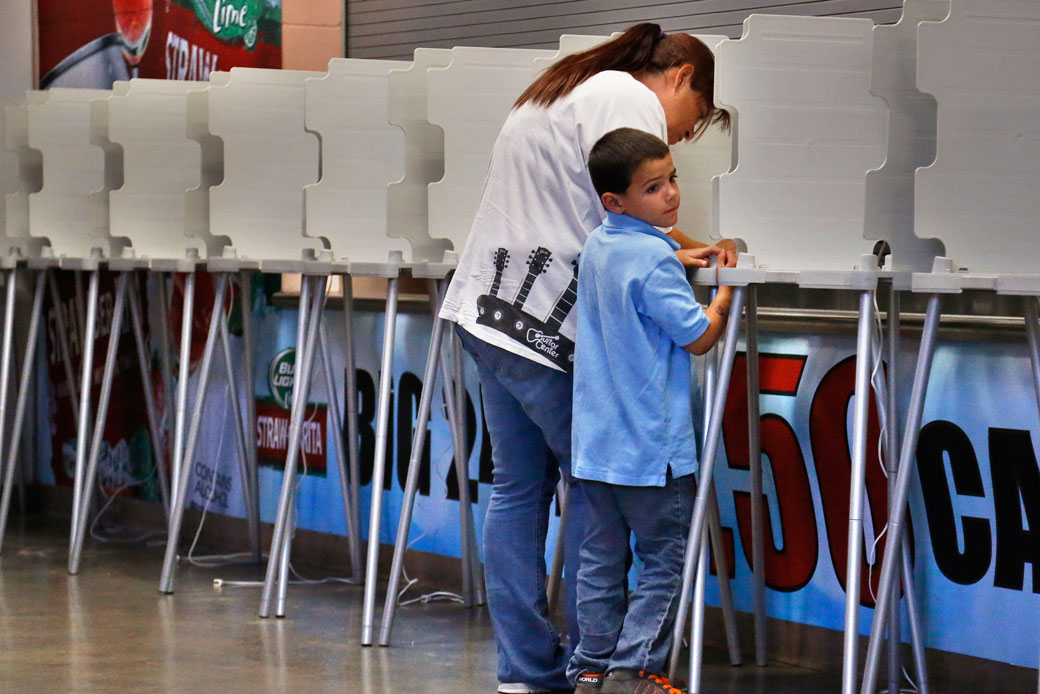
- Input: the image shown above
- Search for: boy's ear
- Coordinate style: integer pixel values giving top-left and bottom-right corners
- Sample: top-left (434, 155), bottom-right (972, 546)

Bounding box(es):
top-left (601, 191), bottom-right (625, 214)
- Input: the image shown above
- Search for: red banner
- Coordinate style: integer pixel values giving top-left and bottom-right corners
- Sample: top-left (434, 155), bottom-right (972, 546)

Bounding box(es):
top-left (255, 399), bottom-right (328, 475)
top-left (38, 0), bottom-right (280, 89)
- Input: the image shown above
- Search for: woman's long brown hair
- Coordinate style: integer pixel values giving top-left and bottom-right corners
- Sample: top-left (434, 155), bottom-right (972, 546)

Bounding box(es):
top-left (514, 23), bottom-right (729, 138)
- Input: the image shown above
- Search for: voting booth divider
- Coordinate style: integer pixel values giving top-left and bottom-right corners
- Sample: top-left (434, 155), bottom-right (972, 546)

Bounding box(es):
top-left (2, 1), bottom-right (1040, 690)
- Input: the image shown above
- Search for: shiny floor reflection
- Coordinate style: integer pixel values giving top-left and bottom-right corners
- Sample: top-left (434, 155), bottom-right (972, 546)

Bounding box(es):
top-left (0, 519), bottom-right (843, 693)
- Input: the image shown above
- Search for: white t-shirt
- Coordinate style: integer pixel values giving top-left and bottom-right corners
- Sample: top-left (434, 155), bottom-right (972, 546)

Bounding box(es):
top-left (438, 70), bottom-right (668, 371)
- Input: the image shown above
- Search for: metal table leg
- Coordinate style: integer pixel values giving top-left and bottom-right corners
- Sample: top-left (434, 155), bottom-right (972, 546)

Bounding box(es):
top-left (0, 270), bottom-right (45, 553)
top-left (689, 529), bottom-right (710, 693)
top-left (218, 312), bottom-right (257, 556)
top-left (48, 270), bottom-right (80, 423)
top-left (169, 272), bottom-right (195, 513)
top-left (450, 328), bottom-right (480, 606)
top-left (379, 284), bottom-right (449, 645)
top-left (1021, 297), bottom-right (1040, 694)
top-left (239, 270), bottom-right (262, 562)
top-left (707, 483), bottom-right (742, 666)
top-left (256, 275), bottom-right (311, 616)
top-left (127, 273), bottom-right (170, 519)
top-left (902, 533), bottom-right (928, 693)
top-left (669, 337), bottom-right (716, 683)
top-left (361, 277), bottom-right (400, 645)
top-left (885, 287), bottom-right (902, 694)
top-left (69, 272), bottom-right (130, 574)
top-left (158, 273), bottom-right (228, 593)
top-left (259, 275), bottom-right (325, 617)
top-left (669, 286), bottom-right (747, 682)
top-left (73, 270), bottom-right (87, 365)
top-left (319, 319), bottom-right (360, 582)
top-left (746, 285), bottom-right (767, 666)
top-left (860, 294), bottom-right (942, 694)
top-left (839, 290), bottom-right (876, 694)
top-left (0, 270), bottom-right (19, 549)
top-left (68, 269), bottom-right (99, 564)
top-left (342, 273), bottom-right (363, 581)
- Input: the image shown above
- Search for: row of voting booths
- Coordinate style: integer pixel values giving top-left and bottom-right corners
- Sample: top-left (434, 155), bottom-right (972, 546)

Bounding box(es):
top-left (1, 0), bottom-right (1039, 692)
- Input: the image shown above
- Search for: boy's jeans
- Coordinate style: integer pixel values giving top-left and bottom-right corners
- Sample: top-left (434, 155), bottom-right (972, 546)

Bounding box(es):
top-left (567, 472), bottom-right (694, 681)
top-left (456, 326), bottom-right (588, 691)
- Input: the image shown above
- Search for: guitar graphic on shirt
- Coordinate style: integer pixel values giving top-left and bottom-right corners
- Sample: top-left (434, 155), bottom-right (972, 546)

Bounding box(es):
top-left (488, 248), bottom-right (510, 298)
top-left (475, 246), bottom-right (577, 371)
top-left (513, 247), bottom-right (552, 309)
top-left (544, 257), bottom-right (579, 334)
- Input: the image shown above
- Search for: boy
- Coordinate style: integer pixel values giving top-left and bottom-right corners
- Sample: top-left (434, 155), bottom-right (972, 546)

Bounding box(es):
top-left (567, 128), bottom-right (734, 694)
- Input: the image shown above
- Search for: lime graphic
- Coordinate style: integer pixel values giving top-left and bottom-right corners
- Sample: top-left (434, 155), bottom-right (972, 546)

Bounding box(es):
top-left (192, 0), bottom-right (261, 47)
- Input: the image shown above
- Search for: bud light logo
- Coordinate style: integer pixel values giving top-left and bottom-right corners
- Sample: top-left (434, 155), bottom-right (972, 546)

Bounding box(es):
top-left (268, 347), bottom-right (295, 409)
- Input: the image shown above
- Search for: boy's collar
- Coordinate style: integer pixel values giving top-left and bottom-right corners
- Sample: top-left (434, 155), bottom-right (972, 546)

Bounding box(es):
top-left (603, 211), bottom-right (680, 250)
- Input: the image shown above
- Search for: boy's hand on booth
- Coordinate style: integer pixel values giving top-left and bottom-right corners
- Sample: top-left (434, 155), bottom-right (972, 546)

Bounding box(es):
top-left (675, 245), bottom-right (724, 268)
top-left (718, 239), bottom-right (738, 268)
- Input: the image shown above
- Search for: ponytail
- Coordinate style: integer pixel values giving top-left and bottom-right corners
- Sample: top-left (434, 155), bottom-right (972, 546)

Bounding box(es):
top-left (514, 23), bottom-right (730, 136)
top-left (514, 23), bottom-right (665, 108)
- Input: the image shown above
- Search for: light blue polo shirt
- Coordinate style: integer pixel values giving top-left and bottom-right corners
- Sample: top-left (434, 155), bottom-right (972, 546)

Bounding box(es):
top-left (572, 212), bottom-right (710, 487)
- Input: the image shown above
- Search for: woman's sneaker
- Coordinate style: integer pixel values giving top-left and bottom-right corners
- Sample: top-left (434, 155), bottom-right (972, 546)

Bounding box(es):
top-left (600, 670), bottom-right (684, 694)
top-left (574, 672), bottom-right (605, 693)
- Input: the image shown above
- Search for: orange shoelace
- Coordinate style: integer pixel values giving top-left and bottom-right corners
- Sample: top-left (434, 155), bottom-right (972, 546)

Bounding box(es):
top-left (639, 671), bottom-right (683, 694)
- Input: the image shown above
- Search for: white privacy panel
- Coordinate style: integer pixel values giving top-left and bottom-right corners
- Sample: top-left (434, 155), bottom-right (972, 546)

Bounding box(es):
top-left (916, 0), bottom-right (1040, 276)
top-left (305, 58), bottom-right (410, 269)
top-left (206, 68), bottom-right (324, 266)
top-left (427, 46), bottom-right (554, 255)
top-left (185, 72), bottom-right (229, 253)
top-left (2, 97), bottom-right (45, 257)
top-left (88, 87), bottom-right (128, 255)
top-left (0, 100), bottom-right (17, 245)
top-left (865, 0), bottom-right (948, 272)
top-left (674, 33), bottom-right (732, 244)
top-left (530, 34), bottom-right (608, 76)
top-left (27, 88), bottom-right (121, 260)
top-left (714, 15), bottom-right (888, 272)
top-left (386, 48), bottom-right (453, 265)
top-left (107, 78), bottom-right (219, 261)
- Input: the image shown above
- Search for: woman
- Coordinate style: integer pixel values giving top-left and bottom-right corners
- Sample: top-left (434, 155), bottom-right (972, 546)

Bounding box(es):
top-left (438, 23), bottom-right (733, 694)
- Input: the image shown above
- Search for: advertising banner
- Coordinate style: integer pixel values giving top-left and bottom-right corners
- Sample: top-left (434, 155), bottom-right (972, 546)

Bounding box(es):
top-left (37, 272), bottom-right (163, 505)
top-left (33, 287), bottom-right (1040, 668)
top-left (37, 0), bottom-right (281, 90)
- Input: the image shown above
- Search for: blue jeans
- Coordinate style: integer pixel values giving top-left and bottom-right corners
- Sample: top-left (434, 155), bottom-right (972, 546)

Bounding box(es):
top-left (566, 472), bottom-right (694, 681)
top-left (457, 326), bottom-right (587, 691)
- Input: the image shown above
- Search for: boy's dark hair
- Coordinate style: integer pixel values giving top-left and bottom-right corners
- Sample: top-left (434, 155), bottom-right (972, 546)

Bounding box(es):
top-left (588, 128), bottom-right (671, 197)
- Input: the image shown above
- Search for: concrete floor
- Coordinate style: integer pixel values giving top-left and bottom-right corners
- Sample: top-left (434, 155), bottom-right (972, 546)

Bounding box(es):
top-left (0, 519), bottom-right (848, 694)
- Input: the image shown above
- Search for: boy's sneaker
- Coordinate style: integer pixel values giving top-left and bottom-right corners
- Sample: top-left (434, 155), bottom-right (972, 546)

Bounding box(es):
top-left (574, 672), bottom-right (605, 693)
top-left (497, 684), bottom-right (552, 693)
top-left (600, 670), bottom-right (684, 694)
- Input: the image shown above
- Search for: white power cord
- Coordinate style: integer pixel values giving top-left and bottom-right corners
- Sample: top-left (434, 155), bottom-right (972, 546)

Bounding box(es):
top-left (184, 380), bottom-right (256, 568)
top-left (867, 291), bottom-right (919, 694)
top-left (214, 278), bottom-right (469, 604)
top-left (89, 475), bottom-right (166, 545)
top-left (215, 284), bottom-right (357, 588)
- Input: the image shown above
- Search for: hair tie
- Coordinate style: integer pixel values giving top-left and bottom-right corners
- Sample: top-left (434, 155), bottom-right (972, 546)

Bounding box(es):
top-left (659, 29), bottom-right (666, 38)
